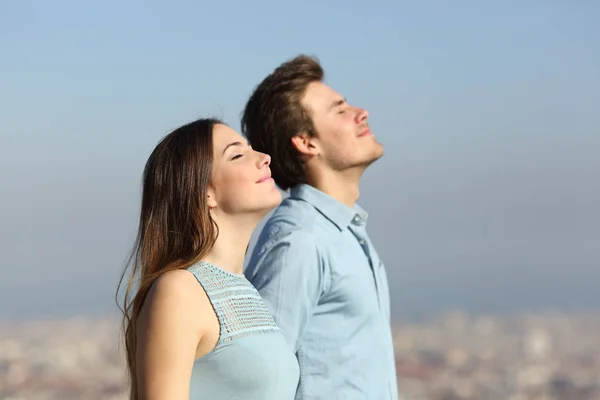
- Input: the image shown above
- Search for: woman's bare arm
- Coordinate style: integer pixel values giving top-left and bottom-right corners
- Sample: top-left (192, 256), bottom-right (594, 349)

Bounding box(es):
top-left (135, 269), bottom-right (213, 400)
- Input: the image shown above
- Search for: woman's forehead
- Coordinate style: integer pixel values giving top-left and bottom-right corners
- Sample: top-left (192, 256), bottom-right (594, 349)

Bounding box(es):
top-left (213, 125), bottom-right (247, 153)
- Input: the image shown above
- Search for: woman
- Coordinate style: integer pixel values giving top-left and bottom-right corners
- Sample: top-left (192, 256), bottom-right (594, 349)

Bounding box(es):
top-left (117, 118), bottom-right (299, 399)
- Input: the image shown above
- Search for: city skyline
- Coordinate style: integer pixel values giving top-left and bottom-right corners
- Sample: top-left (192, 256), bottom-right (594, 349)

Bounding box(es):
top-left (2, 310), bottom-right (599, 399)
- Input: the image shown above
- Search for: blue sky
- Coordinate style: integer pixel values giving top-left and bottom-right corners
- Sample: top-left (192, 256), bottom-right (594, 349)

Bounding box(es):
top-left (1, 0), bottom-right (599, 319)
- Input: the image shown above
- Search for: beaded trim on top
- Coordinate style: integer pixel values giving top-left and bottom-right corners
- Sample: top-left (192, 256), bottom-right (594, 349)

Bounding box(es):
top-left (188, 261), bottom-right (279, 345)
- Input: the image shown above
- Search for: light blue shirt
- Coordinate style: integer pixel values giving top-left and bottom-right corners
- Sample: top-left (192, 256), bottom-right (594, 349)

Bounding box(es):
top-left (245, 184), bottom-right (398, 400)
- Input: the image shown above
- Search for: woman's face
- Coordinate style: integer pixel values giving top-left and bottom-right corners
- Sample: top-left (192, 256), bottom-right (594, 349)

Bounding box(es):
top-left (209, 124), bottom-right (281, 216)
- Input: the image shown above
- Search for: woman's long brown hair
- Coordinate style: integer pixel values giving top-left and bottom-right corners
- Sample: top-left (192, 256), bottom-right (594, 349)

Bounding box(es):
top-left (116, 118), bottom-right (222, 400)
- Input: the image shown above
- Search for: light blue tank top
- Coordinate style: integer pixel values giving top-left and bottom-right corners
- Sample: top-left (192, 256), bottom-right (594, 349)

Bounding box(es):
top-left (187, 261), bottom-right (299, 400)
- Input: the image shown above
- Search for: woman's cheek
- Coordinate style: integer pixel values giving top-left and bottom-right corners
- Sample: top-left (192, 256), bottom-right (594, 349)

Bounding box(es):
top-left (231, 166), bottom-right (253, 186)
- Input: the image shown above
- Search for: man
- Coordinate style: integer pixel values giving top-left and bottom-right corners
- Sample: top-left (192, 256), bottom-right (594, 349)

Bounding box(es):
top-left (242, 55), bottom-right (397, 400)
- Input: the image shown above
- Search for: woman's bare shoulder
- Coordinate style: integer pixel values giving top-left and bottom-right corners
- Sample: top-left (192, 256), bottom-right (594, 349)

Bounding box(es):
top-left (138, 269), bottom-right (214, 335)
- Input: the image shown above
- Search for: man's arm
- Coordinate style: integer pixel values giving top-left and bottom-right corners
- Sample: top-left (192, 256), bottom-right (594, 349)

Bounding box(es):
top-left (246, 230), bottom-right (324, 351)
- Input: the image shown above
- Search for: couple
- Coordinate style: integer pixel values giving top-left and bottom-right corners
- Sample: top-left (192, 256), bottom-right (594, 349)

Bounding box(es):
top-left (118, 55), bottom-right (398, 400)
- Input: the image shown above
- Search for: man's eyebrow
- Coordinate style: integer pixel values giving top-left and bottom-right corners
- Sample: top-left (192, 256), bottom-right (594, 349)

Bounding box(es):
top-left (328, 98), bottom-right (346, 111)
top-left (222, 141), bottom-right (245, 156)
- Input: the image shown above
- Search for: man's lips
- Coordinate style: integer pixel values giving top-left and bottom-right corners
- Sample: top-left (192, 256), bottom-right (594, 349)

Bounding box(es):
top-left (358, 128), bottom-right (373, 137)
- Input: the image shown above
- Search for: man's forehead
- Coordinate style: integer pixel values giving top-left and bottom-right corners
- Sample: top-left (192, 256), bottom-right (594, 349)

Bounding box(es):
top-left (303, 82), bottom-right (343, 110)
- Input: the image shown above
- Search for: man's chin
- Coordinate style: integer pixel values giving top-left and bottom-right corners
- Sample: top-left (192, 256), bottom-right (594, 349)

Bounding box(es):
top-left (351, 152), bottom-right (383, 172)
top-left (369, 146), bottom-right (385, 163)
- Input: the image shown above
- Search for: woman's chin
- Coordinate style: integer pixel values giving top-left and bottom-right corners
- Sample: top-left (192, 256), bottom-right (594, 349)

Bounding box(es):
top-left (226, 192), bottom-right (282, 219)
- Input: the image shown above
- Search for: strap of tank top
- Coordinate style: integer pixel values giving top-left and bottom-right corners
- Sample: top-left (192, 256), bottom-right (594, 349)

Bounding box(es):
top-left (187, 261), bottom-right (279, 345)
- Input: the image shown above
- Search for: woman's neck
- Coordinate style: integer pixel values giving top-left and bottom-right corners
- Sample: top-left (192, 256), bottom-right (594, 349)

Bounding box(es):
top-left (203, 213), bottom-right (260, 275)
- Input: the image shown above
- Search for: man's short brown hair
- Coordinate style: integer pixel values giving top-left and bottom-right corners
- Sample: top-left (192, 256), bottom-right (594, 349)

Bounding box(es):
top-left (241, 55), bottom-right (324, 190)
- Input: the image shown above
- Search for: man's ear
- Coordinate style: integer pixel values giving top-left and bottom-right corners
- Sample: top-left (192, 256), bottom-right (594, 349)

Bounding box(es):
top-left (290, 133), bottom-right (319, 157)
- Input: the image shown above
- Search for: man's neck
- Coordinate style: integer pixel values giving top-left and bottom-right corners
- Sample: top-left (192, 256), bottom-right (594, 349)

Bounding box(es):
top-left (204, 213), bottom-right (260, 275)
top-left (307, 167), bottom-right (363, 208)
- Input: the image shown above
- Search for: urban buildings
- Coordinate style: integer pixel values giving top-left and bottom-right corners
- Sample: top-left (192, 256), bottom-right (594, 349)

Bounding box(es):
top-left (1, 311), bottom-right (598, 399)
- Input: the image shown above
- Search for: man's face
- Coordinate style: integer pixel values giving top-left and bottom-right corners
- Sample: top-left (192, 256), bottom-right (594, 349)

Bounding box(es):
top-left (300, 81), bottom-right (384, 173)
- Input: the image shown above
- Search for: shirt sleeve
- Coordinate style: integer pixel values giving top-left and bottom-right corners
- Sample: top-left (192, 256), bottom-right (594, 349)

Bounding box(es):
top-left (245, 230), bottom-right (323, 352)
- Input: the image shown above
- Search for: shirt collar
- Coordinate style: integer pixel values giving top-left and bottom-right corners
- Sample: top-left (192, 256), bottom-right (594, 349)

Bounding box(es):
top-left (289, 184), bottom-right (368, 231)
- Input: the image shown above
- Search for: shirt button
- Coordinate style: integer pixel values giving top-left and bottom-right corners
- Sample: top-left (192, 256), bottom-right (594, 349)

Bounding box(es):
top-left (354, 215), bottom-right (361, 223)
top-left (359, 239), bottom-right (365, 245)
